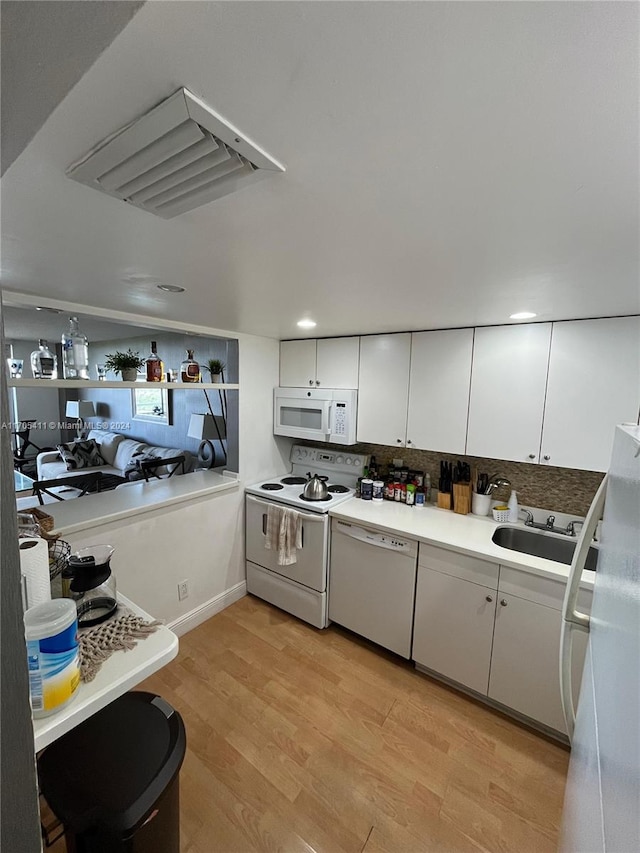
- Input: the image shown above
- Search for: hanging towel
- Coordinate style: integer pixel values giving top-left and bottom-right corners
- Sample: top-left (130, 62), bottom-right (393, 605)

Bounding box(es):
top-left (265, 504), bottom-right (303, 565)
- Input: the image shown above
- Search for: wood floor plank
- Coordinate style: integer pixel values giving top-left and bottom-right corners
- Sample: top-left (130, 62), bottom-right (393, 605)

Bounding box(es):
top-left (44, 595), bottom-right (570, 852)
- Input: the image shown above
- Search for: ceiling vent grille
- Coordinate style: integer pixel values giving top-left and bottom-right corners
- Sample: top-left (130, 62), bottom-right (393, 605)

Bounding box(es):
top-left (66, 88), bottom-right (285, 218)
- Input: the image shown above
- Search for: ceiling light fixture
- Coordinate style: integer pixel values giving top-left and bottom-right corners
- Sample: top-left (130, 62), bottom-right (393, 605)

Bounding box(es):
top-left (510, 311), bottom-right (537, 320)
top-left (297, 319), bottom-right (317, 329)
top-left (157, 284), bottom-right (185, 293)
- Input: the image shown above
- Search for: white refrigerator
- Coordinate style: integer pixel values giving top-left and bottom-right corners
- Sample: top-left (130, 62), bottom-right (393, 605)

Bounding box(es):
top-left (560, 424), bottom-right (640, 852)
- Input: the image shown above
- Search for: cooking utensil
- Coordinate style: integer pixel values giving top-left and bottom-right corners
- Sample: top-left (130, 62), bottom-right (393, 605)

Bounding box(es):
top-left (303, 473), bottom-right (329, 500)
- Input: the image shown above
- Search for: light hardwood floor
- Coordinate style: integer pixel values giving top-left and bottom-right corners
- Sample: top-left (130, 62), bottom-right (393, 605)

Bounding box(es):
top-left (46, 595), bottom-right (570, 852)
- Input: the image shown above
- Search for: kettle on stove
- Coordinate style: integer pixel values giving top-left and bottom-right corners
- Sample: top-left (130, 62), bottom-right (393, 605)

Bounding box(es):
top-left (302, 473), bottom-right (329, 500)
top-left (67, 544), bottom-right (117, 627)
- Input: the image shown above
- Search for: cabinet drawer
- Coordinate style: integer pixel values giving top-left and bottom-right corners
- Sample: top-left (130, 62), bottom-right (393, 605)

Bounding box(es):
top-left (499, 565), bottom-right (593, 612)
top-left (419, 543), bottom-right (499, 589)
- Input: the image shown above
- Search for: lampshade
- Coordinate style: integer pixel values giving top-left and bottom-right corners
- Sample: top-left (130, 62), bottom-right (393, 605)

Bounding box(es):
top-left (188, 413), bottom-right (226, 441)
top-left (65, 401), bottom-right (96, 419)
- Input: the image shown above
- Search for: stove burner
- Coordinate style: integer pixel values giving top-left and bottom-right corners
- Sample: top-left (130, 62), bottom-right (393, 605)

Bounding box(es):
top-left (298, 493), bottom-right (332, 502)
top-left (327, 485), bottom-right (350, 494)
top-left (261, 483), bottom-right (284, 491)
top-left (281, 476), bottom-right (307, 485)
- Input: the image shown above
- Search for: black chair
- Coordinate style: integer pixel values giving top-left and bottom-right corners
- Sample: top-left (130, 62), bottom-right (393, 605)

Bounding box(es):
top-left (33, 471), bottom-right (103, 504)
top-left (12, 420), bottom-right (55, 475)
top-left (134, 455), bottom-right (186, 483)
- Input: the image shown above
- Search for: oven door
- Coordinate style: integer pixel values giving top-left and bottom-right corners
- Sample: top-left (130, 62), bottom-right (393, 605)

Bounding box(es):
top-left (245, 495), bottom-right (328, 592)
top-left (273, 392), bottom-right (331, 441)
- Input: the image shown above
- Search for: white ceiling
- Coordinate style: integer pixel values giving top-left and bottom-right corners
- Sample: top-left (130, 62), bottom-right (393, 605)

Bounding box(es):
top-left (2, 1), bottom-right (638, 340)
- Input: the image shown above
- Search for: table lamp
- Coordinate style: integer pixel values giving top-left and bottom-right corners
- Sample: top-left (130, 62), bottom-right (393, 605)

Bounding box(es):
top-left (65, 401), bottom-right (95, 439)
top-left (188, 413), bottom-right (226, 469)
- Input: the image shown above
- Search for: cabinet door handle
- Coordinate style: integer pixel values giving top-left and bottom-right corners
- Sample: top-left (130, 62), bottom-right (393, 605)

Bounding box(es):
top-left (528, 454), bottom-right (536, 460)
top-left (543, 455), bottom-right (551, 461)
top-left (407, 439), bottom-right (412, 446)
top-left (485, 595), bottom-right (493, 603)
top-left (397, 438), bottom-right (403, 444)
top-left (500, 599), bottom-right (508, 607)
top-left (262, 514), bottom-right (267, 535)
top-left (309, 379), bottom-right (314, 386)
top-left (315, 380), bottom-right (320, 386)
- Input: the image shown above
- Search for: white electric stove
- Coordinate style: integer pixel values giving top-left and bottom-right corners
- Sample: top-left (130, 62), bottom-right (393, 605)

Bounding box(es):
top-left (245, 445), bottom-right (367, 627)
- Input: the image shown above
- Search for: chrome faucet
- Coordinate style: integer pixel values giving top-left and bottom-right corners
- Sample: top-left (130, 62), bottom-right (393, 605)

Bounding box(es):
top-left (566, 520), bottom-right (584, 537)
top-left (520, 509), bottom-right (571, 535)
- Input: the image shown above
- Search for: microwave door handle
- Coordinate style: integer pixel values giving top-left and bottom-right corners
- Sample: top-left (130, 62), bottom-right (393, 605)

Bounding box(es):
top-left (324, 402), bottom-right (332, 436)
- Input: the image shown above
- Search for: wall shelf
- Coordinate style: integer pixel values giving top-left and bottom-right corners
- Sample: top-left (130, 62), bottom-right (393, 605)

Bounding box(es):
top-left (8, 379), bottom-right (239, 390)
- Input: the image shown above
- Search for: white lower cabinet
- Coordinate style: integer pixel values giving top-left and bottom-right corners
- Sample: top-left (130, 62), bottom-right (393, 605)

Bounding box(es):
top-left (488, 570), bottom-right (591, 735)
top-left (412, 567), bottom-right (497, 695)
top-left (412, 547), bottom-right (592, 737)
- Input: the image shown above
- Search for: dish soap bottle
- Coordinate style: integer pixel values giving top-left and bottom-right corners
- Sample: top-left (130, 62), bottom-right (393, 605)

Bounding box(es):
top-left (507, 490), bottom-right (519, 523)
top-left (62, 316), bottom-right (89, 379)
top-left (180, 349), bottom-right (201, 383)
top-left (30, 339), bottom-right (58, 379)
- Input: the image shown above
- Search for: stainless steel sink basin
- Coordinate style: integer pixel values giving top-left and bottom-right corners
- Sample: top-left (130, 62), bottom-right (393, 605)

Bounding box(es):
top-left (492, 526), bottom-right (599, 571)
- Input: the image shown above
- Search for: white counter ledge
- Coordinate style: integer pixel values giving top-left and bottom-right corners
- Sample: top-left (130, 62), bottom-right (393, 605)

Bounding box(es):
top-left (45, 470), bottom-right (240, 536)
top-left (33, 593), bottom-right (178, 753)
top-left (329, 499), bottom-right (596, 588)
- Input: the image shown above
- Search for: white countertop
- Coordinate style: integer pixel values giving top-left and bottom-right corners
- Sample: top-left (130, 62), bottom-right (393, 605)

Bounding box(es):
top-left (33, 593), bottom-right (178, 753)
top-left (329, 499), bottom-right (596, 588)
top-left (44, 470), bottom-right (240, 536)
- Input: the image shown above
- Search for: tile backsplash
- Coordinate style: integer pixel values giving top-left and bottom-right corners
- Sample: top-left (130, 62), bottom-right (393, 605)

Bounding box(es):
top-left (309, 442), bottom-right (604, 517)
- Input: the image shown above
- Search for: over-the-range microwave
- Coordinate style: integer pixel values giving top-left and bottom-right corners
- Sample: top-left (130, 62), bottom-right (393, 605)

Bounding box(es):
top-left (273, 387), bottom-right (358, 445)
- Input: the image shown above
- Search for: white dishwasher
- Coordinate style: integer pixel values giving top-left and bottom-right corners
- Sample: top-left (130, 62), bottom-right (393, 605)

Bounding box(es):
top-left (329, 519), bottom-right (418, 658)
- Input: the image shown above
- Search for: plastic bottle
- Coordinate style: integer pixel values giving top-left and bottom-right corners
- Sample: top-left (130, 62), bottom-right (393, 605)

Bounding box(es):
top-left (507, 490), bottom-right (519, 523)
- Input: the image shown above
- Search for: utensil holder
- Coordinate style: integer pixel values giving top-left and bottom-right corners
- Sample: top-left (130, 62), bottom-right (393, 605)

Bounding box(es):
top-left (436, 491), bottom-right (452, 510)
top-left (453, 483), bottom-right (471, 515)
top-left (471, 492), bottom-right (492, 516)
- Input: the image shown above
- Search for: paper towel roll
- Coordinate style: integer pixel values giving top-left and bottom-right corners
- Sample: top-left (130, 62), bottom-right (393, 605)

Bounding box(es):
top-left (19, 538), bottom-right (51, 609)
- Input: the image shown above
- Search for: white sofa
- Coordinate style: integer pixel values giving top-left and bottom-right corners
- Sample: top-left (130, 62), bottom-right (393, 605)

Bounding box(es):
top-left (36, 429), bottom-right (193, 482)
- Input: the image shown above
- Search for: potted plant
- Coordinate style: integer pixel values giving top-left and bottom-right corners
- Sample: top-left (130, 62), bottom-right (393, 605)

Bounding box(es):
top-left (103, 349), bottom-right (145, 382)
top-left (206, 358), bottom-right (226, 383)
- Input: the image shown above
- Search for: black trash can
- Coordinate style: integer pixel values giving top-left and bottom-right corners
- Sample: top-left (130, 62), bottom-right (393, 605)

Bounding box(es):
top-left (38, 691), bottom-right (186, 853)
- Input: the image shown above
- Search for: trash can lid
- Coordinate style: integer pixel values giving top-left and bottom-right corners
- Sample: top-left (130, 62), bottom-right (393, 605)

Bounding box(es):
top-left (38, 691), bottom-right (186, 835)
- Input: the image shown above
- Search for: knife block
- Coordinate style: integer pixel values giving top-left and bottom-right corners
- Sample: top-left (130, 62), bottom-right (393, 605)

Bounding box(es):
top-left (453, 483), bottom-right (471, 515)
top-left (437, 491), bottom-right (452, 510)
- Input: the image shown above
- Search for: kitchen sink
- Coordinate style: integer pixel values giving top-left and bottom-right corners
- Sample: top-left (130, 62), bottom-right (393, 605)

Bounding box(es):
top-left (492, 526), bottom-right (599, 571)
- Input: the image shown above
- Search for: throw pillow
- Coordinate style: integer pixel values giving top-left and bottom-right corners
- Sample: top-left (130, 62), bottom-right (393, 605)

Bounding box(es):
top-left (57, 439), bottom-right (105, 471)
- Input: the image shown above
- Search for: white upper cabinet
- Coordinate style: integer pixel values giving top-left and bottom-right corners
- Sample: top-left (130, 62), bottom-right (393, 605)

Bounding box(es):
top-left (279, 338), bottom-right (359, 389)
top-left (407, 329), bottom-right (474, 454)
top-left (467, 324), bottom-right (552, 463)
top-left (357, 334), bottom-right (411, 446)
top-left (540, 317), bottom-right (640, 472)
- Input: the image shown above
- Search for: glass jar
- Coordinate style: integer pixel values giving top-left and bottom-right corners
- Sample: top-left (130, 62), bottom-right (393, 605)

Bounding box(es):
top-left (180, 349), bottom-right (201, 383)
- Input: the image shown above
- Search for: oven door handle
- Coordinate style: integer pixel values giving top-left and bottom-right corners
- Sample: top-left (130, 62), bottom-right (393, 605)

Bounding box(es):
top-left (247, 494), bottom-right (326, 523)
top-left (261, 512), bottom-right (305, 546)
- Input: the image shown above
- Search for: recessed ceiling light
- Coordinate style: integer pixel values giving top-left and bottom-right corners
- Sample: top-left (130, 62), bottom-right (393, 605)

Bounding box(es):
top-left (297, 319), bottom-right (317, 329)
top-left (510, 311), bottom-right (537, 320)
top-left (157, 284), bottom-right (185, 293)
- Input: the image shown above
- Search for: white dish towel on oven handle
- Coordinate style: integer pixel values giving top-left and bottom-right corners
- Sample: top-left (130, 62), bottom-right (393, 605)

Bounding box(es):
top-left (265, 504), bottom-right (303, 565)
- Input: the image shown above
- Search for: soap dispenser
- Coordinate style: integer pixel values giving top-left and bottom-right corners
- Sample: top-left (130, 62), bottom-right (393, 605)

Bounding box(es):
top-left (507, 490), bottom-right (519, 523)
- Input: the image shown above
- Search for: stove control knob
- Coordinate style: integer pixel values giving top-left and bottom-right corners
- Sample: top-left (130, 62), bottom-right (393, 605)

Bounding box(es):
top-left (345, 458), bottom-right (352, 465)
top-left (336, 456), bottom-right (344, 464)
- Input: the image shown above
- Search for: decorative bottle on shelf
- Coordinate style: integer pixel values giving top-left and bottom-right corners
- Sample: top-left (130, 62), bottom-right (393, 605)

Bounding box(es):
top-left (30, 339), bottom-right (58, 379)
top-left (145, 341), bottom-right (164, 382)
top-left (180, 349), bottom-right (201, 383)
top-left (61, 316), bottom-right (89, 379)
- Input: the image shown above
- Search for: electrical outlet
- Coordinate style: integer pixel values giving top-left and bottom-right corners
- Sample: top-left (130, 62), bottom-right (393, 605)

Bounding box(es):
top-left (177, 580), bottom-right (189, 601)
top-left (393, 458), bottom-right (404, 467)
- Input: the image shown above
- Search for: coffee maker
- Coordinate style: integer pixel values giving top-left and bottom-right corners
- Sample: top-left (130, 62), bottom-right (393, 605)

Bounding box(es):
top-left (66, 545), bottom-right (117, 627)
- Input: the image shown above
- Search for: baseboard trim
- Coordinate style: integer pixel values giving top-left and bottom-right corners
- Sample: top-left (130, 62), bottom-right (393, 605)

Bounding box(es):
top-left (167, 581), bottom-right (247, 637)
